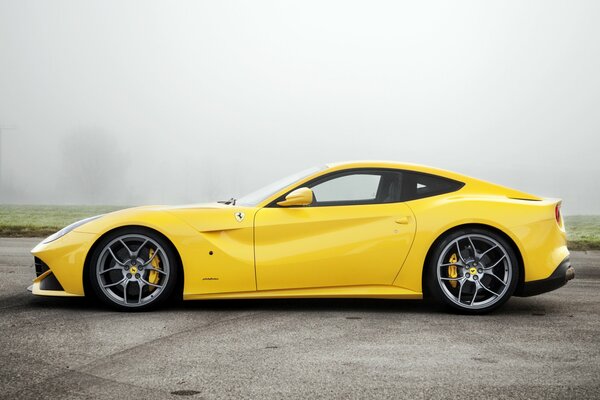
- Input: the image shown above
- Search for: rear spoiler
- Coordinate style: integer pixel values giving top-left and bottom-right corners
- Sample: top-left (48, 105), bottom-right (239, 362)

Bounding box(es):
top-left (507, 196), bottom-right (542, 201)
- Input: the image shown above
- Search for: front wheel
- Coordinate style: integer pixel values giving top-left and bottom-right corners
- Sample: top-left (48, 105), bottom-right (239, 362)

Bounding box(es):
top-left (426, 228), bottom-right (519, 314)
top-left (89, 228), bottom-right (178, 311)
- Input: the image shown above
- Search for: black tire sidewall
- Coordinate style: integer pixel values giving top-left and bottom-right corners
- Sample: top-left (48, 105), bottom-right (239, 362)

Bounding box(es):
top-left (426, 228), bottom-right (519, 314)
top-left (89, 227), bottom-right (179, 311)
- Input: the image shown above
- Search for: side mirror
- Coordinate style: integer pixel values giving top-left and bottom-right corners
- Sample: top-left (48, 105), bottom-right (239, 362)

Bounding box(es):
top-left (277, 187), bottom-right (313, 207)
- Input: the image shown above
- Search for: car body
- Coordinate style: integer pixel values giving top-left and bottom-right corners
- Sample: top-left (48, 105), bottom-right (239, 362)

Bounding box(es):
top-left (30, 161), bottom-right (574, 313)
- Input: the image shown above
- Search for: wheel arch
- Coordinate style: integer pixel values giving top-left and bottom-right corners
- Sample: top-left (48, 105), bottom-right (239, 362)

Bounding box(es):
top-left (82, 225), bottom-right (184, 300)
top-left (421, 223), bottom-right (525, 298)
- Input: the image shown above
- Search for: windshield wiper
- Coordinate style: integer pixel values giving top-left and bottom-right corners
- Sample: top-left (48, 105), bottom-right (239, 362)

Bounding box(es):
top-left (217, 197), bottom-right (237, 205)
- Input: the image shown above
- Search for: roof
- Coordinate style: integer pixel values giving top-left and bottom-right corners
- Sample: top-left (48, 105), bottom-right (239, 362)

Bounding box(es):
top-left (324, 160), bottom-right (467, 181)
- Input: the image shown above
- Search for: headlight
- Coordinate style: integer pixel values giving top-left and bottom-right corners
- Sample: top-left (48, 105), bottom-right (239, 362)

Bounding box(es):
top-left (42, 215), bottom-right (103, 244)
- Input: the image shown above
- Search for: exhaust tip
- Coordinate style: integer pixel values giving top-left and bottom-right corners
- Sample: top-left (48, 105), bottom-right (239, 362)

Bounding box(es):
top-left (566, 266), bottom-right (575, 281)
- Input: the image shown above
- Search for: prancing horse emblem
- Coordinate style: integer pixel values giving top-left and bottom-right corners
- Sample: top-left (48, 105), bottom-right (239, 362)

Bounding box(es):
top-left (234, 212), bottom-right (245, 222)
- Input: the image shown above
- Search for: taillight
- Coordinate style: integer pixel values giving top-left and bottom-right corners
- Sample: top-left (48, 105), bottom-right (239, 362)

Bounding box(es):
top-left (555, 204), bottom-right (561, 224)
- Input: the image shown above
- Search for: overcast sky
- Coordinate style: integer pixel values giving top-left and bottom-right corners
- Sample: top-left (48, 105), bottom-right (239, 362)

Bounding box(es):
top-left (0, 0), bottom-right (598, 214)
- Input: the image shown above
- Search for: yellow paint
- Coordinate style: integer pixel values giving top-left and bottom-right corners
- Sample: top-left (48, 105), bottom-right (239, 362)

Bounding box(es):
top-left (31, 269), bottom-right (83, 297)
top-left (30, 161), bottom-right (569, 301)
top-left (183, 285), bottom-right (422, 300)
top-left (254, 202), bottom-right (416, 290)
top-left (277, 187), bottom-right (313, 207)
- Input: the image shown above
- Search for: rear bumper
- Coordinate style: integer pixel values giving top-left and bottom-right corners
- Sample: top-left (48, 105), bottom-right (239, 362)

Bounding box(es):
top-left (515, 256), bottom-right (574, 297)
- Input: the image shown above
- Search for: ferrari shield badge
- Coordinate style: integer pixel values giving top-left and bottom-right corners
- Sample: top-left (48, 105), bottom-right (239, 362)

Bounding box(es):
top-left (234, 212), bottom-right (245, 222)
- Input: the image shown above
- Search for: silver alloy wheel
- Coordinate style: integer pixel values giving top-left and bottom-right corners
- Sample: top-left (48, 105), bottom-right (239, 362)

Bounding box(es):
top-left (436, 234), bottom-right (512, 310)
top-left (96, 234), bottom-right (170, 308)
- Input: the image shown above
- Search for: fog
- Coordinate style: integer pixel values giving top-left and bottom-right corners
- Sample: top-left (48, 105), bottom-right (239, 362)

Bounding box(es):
top-left (0, 0), bottom-right (599, 214)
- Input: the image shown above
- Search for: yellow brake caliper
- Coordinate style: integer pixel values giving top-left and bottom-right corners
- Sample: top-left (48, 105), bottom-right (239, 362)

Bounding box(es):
top-left (448, 253), bottom-right (458, 288)
top-left (147, 248), bottom-right (161, 292)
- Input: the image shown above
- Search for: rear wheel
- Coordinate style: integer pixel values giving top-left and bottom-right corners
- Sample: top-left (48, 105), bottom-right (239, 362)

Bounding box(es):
top-left (426, 228), bottom-right (519, 314)
top-left (89, 228), bottom-right (178, 311)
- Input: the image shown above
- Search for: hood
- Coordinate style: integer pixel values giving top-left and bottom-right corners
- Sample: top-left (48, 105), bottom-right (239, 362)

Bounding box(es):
top-left (161, 203), bottom-right (256, 232)
top-left (72, 202), bottom-right (256, 235)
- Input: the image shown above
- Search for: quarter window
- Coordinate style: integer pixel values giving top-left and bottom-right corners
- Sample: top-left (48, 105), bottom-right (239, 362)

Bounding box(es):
top-left (401, 171), bottom-right (464, 201)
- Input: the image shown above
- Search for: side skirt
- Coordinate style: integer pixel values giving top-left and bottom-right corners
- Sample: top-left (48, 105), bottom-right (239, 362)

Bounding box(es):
top-left (183, 285), bottom-right (423, 301)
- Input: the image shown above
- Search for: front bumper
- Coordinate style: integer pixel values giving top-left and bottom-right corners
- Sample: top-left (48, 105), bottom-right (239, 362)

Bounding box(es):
top-left (515, 256), bottom-right (574, 297)
top-left (28, 257), bottom-right (83, 297)
top-left (30, 231), bottom-right (97, 296)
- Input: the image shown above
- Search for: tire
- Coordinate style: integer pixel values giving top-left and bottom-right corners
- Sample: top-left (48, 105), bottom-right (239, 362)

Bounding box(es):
top-left (426, 228), bottom-right (519, 314)
top-left (89, 227), bottom-right (179, 311)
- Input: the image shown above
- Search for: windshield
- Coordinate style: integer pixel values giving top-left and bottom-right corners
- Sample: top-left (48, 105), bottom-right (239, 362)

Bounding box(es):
top-left (236, 166), bottom-right (325, 207)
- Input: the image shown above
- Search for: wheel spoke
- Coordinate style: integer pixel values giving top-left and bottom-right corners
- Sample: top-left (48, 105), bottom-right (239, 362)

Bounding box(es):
top-left (439, 262), bottom-right (465, 268)
top-left (138, 281), bottom-right (143, 304)
top-left (142, 249), bottom-right (161, 266)
top-left (108, 247), bottom-right (126, 266)
top-left (145, 267), bottom-right (166, 275)
top-left (99, 266), bottom-right (122, 274)
top-left (470, 285), bottom-right (479, 305)
top-left (455, 242), bottom-right (467, 264)
top-left (440, 277), bottom-right (462, 281)
top-left (488, 272), bottom-right (506, 285)
top-left (140, 277), bottom-right (162, 289)
top-left (123, 280), bottom-right (129, 304)
top-left (479, 244), bottom-right (499, 259)
top-left (134, 239), bottom-right (149, 257)
top-left (479, 282), bottom-right (500, 297)
top-left (483, 254), bottom-right (506, 270)
top-left (119, 239), bottom-right (134, 258)
top-left (458, 279), bottom-right (465, 303)
top-left (103, 277), bottom-right (126, 288)
top-left (467, 236), bottom-right (478, 257)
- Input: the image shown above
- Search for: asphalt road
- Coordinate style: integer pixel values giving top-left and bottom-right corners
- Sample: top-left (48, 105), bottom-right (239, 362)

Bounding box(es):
top-left (1, 238), bottom-right (599, 400)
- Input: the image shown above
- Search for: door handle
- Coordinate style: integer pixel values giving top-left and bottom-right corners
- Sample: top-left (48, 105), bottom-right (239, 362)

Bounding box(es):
top-left (395, 216), bottom-right (410, 224)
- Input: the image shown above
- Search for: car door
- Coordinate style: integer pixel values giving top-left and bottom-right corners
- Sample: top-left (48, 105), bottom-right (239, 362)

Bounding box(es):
top-left (253, 169), bottom-right (416, 291)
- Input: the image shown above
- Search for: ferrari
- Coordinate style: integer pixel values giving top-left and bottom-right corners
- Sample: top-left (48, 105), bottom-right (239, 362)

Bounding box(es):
top-left (30, 161), bottom-right (574, 313)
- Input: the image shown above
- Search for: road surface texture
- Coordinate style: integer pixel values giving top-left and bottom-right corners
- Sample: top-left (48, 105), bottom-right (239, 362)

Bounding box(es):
top-left (1, 238), bottom-right (599, 399)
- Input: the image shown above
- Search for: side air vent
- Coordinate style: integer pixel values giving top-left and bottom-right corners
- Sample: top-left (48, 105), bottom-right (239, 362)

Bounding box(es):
top-left (39, 272), bottom-right (64, 291)
top-left (34, 257), bottom-right (65, 291)
top-left (34, 257), bottom-right (50, 277)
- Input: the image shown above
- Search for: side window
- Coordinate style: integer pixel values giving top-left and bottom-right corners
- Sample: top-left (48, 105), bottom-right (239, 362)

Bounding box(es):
top-left (311, 174), bottom-right (382, 205)
top-left (269, 168), bottom-right (463, 207)
top-left (401, 172), bottom-right (463, 201)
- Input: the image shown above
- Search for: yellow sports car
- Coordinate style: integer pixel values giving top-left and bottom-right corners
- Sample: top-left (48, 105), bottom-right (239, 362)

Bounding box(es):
top-left (30, 161), bottom-right (574, 313)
